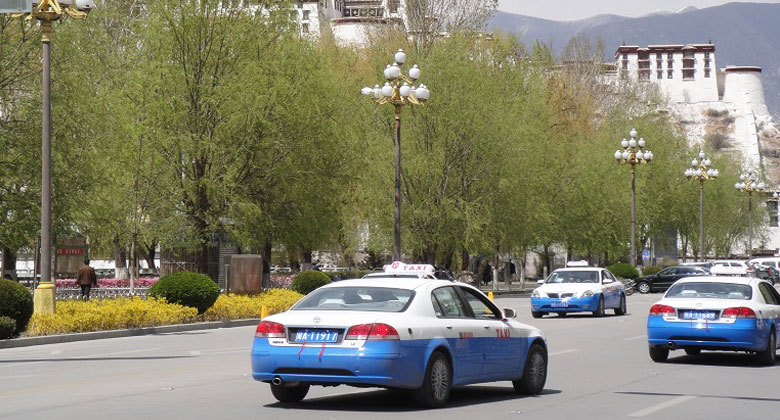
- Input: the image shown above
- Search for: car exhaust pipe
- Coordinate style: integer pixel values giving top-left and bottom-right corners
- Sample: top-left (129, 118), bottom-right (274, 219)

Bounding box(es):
top-left (272, 376), bottom-right (284, 386)
top-left (667, 341), bottom-right (676, 349)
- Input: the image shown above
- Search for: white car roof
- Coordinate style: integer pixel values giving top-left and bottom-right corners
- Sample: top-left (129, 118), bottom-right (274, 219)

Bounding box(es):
top-left (320, 277), bottom-right (463, 291)
top-left (673, 276), bottom-right (756, 286)
top-left (552, 267), bottom-right (605, 272)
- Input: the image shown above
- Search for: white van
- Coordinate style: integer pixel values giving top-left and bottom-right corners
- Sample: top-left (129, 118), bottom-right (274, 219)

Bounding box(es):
top-left (709, 260), bottom-right (752, 276)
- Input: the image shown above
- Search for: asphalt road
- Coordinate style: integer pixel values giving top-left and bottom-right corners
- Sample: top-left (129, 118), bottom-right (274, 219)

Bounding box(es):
top-left (2, 294), bottom-right (779, 420)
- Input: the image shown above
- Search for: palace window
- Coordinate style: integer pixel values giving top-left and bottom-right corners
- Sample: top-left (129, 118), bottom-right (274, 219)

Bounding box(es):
top-left (668, 69), bottom-right (673, 79)
top-left (770, 200), bottom-right (779, 227)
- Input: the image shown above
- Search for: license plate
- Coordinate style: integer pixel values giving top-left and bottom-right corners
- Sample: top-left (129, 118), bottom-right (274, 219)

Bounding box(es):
top-left (681, 310), bottom-right (717, 321)
top-left (294, 329), bottom-right (339, 343)
top-left (551, 301), bottom-right (569, 308)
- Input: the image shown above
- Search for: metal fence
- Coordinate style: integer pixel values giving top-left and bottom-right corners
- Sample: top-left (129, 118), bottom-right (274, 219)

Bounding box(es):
top-left (53, 287), bottom-right (151, 300)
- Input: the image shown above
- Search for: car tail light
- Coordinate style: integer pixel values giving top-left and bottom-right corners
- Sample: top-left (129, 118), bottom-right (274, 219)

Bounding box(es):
top-left (255, 321), bottom-right (285, 338)
top-left (721, 307), bottom-right (756, 319)
top-left (345, 323), bottom-right (400, 340)
top-left (649, 304), bottom-right (676, 317)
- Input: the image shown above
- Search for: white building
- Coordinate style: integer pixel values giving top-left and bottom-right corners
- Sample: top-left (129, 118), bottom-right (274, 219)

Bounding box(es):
top-left (613, 44), bottom-right (780, 255)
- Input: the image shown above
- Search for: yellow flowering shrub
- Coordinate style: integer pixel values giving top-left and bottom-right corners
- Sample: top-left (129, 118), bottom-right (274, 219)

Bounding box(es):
top-left (26, 297), bottom-right (197, 336)
top-left (202, 289), bottom-right (303, 321)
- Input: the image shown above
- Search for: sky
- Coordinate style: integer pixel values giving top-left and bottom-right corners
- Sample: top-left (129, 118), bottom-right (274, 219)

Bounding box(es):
top-left (497, 0), bottom-right (780, 21)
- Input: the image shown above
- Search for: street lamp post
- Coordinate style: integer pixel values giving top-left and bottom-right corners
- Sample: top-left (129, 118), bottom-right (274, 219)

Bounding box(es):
top-left (685, 151), bottom-right (719, 261)
top-left (13, 0), bottom-right (94, 313)
top-left (735, 170), bottom-right (765, 256)
top-left (614, 129), bottom-right (653, 267)
top-left (361, 49), bottom-right (430, 262)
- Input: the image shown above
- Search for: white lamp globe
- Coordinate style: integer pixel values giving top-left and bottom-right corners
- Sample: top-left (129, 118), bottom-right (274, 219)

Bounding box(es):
top-left (638, 138), bottom-right (645, 147)
top-left (74, 0), bottom-right (96, 9)
top-left (409, 65), bottom-right (420, 80)
top-left (384, 65), bottom-right (392, 79)
top-left (614, 150), bottom-right (622, 160)
top-left (416, 86), bottom-right (430, 100)
top-left (740, 174), bottom-right (746, 181)
top-left (692, 159), bottom-right (698, 166)
top-left (394, 49), bottom-right (406, 65)
top-left (621, 138), bottom-right (628, 148)
top-left (759, 182), bottom-right (766, 190)
top-left (361, 87), bottom-right (372, 96)
top-left (621, 151), bottom-right (630, 160)
top-left (704, 159), bottom-right (711, 166)
top-left (647, 151), bottom-right (653, 161)
top-left (629, 139), bottom-right (637, 147)
top-left (389, 63), bottom-right (401, 79)
top-left (399, 83), bottom-right (411, 97)
top-left (629, 128), bottom-right (637, 138)
top-left (699, 151), bottom-right (705, 159)
top-left (636, 150), bottom-right (644, 160)
top-left (381, 83), bottom-right (393, 97)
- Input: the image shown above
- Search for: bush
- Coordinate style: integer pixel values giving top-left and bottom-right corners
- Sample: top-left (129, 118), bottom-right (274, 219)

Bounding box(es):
top-left (0, 279), bottom-right (34, 336)
top-left (26, 297), bottom-right (197, 336)
top-left (0, 316), bottom-right (16, 339)
top-left (642, 265), bottom-right (662, 276)
top-left (202, 289), bottom-right (303, 321)
top-left (148, 271), bottom-right (220, 314)
top-left (290, 270), bottom-right (331, 295)
top-left (608, 263), bottom-right (639, 279)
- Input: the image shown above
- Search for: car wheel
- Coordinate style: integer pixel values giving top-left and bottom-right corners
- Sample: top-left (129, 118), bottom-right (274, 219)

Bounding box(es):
top-left (593, 296), bottom-right (605, 317)
top-left (531, 311), bottom-right (545, 319)
top-left (270, 382), bottom-right (310, 403)
top-left (636, 281), bottom-right (651, 294)
top-left (415, 351), bottom-right (451, 408)
top-left (756, 328), bottom-right (777, 366)
top-left (649, 346), bottom-right (669, 362)
top-left (614, 294), bottom-right (626, 316)
top-left (513, 343), bottom-right (547, 395)
top-left (684, 348), bottom-right (701, 355)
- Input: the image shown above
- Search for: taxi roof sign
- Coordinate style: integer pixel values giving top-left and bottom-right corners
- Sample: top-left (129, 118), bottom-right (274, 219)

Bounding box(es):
top-left (384, 261), bottom-right (436, 276)
top-left (565, 260), bottom-right (589, 267)
top-left (0, 0), bottom-right (32, 13)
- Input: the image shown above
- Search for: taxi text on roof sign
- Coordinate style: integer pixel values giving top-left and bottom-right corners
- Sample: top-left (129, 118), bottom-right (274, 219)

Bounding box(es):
top-left (384, 261), bottom-right (436, 276)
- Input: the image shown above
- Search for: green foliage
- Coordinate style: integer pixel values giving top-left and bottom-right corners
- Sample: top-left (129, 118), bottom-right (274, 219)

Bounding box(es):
top-left (642, 266), bottom-right (662, 276)
top-left (148, 272), bottom-right (220, 314)
top-left (660, 257), bottom-right (678, 268)
top-left (0, 316), bottom-right (16, 339)
top-left (608, 263), bottom-right (639, 279)
top-left (0, 279), bottom-right (34, 335)
top-left (290, 270), bottom-right (332, 295)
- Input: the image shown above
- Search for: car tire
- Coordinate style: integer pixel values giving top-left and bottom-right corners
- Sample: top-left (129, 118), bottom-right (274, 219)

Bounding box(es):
top-left (593, 296), bottom-right (605, 317)
top-left (270, 382), bottom-right (310, 403)
top-left (684, 348), bottom-right (701, 355)
top-left (756, 328), bottom-right (777, 366)
top-left (614, 294), bottom-right (626, 316)
top-left (636, 281), bottom-right (651, 294)
top-left (513, 343), bottom-right (547, 395)
top-left (415, 351), bottom-right (451, 408)
top-left (531, 311), bottom-right (545, 319)
top-left (649, 346), bottom-right (669, 362)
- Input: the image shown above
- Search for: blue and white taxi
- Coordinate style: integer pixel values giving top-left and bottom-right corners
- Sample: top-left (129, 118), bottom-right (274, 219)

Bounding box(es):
top-left (251, 262), bottom-right (548, 407)
top-left (530, 263), bottom-right (627, 318)
top-left (647, 276), bottom-right (780, 365)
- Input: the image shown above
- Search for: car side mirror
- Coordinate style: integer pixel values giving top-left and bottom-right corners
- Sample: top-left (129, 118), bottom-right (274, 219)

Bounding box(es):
top-left (502, 308), bottom-right (517, 319)
top-left (603, 278), bottom-right (614, 284)
top-left (537, 279), bottom-right (545, 285)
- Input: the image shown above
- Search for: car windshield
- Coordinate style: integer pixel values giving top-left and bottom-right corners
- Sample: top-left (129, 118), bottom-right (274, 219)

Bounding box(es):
top-left (546, 270), bottom-right (598, 284)
top-left (665, 282), bottom-right (752, 300)
top-left (292, 287), bottom-right (415, 312)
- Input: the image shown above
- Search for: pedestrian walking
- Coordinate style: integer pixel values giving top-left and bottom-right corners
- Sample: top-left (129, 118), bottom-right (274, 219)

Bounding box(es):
top-left (76, 259), bottom-right (97, 301)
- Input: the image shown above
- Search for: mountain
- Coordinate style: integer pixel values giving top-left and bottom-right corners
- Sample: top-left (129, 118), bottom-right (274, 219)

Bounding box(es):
top-left (490, 2), bottom-right (780, 117)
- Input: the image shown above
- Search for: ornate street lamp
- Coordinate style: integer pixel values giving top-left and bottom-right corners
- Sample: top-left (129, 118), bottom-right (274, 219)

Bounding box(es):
top-left (614, 129), bottom-right (653, 267)
top-left (735, 170), bottom-right (765, 256)
top-left (361, 49), bottom-right (430, 261)
top-left (11, 0), bottom-right (94, 313)
top-left (685, 151), bottom-right (719, 260)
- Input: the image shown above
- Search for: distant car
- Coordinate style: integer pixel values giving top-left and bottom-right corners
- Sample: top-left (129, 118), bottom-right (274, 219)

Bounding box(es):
top-left (646, 276), bottom-right (780, 365)
top-left (708, 260), bottom-right (754, 276)
top-left (530, 266), bottom-right (626, 318)
top-left (749, 262), bottom-right (780, 285)
top-left (634, 266), bottom-right (709, 294)
top-left (251, 262), bottom-right (548, 407)
top-left (748, 257), bottom-right (780, 270)
top-left (679, 261), bottom-right (713, 271)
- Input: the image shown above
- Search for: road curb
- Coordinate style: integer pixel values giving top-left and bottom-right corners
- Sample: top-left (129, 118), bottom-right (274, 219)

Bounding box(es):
top-left (0, 318), bottom-right (260, 349)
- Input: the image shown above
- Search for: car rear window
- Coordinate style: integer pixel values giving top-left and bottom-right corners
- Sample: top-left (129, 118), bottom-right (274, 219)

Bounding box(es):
top-left (292, 287), bottom-right (415, 312)
top-left (665, 282), bottom-right (752, 300)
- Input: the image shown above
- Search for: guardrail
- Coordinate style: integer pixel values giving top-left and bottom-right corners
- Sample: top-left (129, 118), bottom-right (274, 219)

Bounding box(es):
top-left (53, 287), bottom-right (151, 300)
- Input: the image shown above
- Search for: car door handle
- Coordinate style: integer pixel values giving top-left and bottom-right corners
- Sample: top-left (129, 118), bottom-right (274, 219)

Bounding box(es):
top-left (483, 325), bottom-right (491, 329)
top-left (445, 325), bottom-right (453, 330)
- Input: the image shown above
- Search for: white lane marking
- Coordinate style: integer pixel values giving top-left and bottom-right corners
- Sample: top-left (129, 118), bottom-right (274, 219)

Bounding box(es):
top-left (0, 348), bottom-right (158, 369)
top-left (549, 349), bottom-right (579, 356)
top-left (623, 335), bottom-right (646, 341)
top-left (50, 350), bottom-right (62, 355)
top-left (627, 395), bottom-right (697, 417)
top-left (189, 350), bottom-right (201, 356)
top-left (81, 348), bottom-right (159, 358)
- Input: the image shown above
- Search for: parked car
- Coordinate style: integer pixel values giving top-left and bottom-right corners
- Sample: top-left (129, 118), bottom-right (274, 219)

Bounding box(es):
top-left (679, 261), bottom-right (713, 271)
top-left (646, 276), bottom-right (780, 365)
top-left (634, 266), bottom-right (710, 294)
top-left (251, 262), bottom-right (548, 407)
top-left (749, 262), bottom-right (779, 285)
top-left (709, 260), bottom-right (753, 277)
top-left (748, 257), bottom-right (780, 270)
